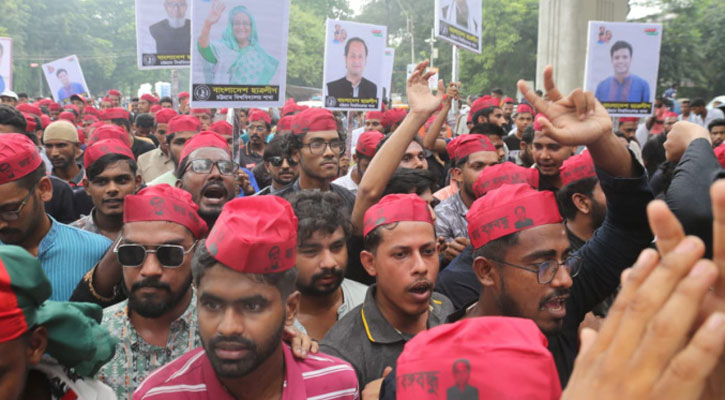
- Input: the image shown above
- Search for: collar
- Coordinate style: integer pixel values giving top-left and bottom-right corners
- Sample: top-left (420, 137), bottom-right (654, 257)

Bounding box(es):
top-left (452, 191), bottom-right (469, 217)
top-left (53, 164), bottom-right (86, 186)
top-left (360, 284), bottom-right (446, 344)
top-left (37, 215), bottom-right (59, 257)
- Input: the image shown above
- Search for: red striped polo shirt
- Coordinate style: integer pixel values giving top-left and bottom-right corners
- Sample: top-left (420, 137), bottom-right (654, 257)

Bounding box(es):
top-left (133, 344), bottom-right (359, 400)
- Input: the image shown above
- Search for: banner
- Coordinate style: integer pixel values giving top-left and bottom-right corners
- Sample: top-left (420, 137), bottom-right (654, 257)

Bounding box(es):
top-left (0, 37), bottom-right (11, 93)
top-left (434, 0), bottom-right (482, 54)
top-left (584, 21), bottom-right (662, 117)
top-left (323, 19), bottom-right (387, 111)
top-left (135, 0), bottom-right (191, 69)
top-left (42, 55), bottom-right (90, 105)
top-left (190, 0), bottom-right (290, 108)
top-left (382, 47), bottom-right (395, 101)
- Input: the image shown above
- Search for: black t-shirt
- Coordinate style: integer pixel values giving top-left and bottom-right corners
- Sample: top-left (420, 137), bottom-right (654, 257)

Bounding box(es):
top-left (131, 138), bottom-right (156, 159)
top-left (45, 176), bottom-right (78, 224)
top-left (503, 134), bottom-right (521, 151)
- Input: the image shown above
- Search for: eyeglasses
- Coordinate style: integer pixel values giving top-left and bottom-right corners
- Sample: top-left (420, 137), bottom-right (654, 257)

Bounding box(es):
top-left (266, 156), bottom-right (299, 167)
top-left (185, 159), bottom-right (238, 176)
top-left (114, 240), bottom-right (198, 268)
top-left (0, 183), bottom-right (37, 222)
top-left (250, 125), bottom-right (267, 132)
top-left (304, 139), bottom-right (344, 155)
top-left (490, 255), bottom-right (582, 284)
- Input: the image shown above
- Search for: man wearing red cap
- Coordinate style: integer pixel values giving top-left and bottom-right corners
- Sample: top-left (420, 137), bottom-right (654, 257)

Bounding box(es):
top-left (504, 103), bottom-right (534, 150)
top-left (239, 109), bottom-right (271, 169)
top-left (70, 94), bottom-right (86, 114)
top-left (364, 110), bottom-right (385, 133)
top-left (320, 193), bottom-right (454, 387)
top-left (148, 115), bottom-right (202, 186)
top-left (382, 108), bottom-right (407, 133)
top-left (138, 94), bottom-right (157, 114)
top-left (532, 115), bottom-right (574, 190)
top-left (107, 89), bottom-right (122, 107)
top-left (275, 108), bottom-right (356, 213)
top-left (0, 134), bottom-right (111, 301)
top-left (435, 135), bottom-right (499, 263)
top-left (71, 139), bottom-right (141, 240)
top-left (44, 120), bottom-right (85, 187)
top-left (333, 130), bottom-right (384, 195)
top-left (137, 108), bottom-right (178, 182)
top-left (134, 196), bottom-right (359, 400)
top-left (191, 108), bottom-right (212, 130)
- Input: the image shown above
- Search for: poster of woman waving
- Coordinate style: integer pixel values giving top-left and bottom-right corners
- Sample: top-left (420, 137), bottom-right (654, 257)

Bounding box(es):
top-left (191, 0), bottom-right (290, 108)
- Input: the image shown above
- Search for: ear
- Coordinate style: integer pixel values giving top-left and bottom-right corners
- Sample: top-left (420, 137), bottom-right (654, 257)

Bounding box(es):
top-left (352, 154), bottom-right (359, 163)
top-left (360, 250), bottom-right (377, 277)
top-left (572, 193), bottom-right (591, 215)
top-left (472, 256), bottom-right (497, 287)
top-left (38, 176), bottom-right (53, 202)
top-left (134, 174), bottom-right (143, 190)
top-left (284, 291), bottom-right (301, 325)
top-left (174, 178), bottom-right (183, 189)
top-left (74, 144), bottom-right (83, 159)
top-left (82, 178), bottom-right (91, 195)
top-left (450, 167), bottom-right (464, 183)
top-left (26, 326), bottom-right (48, 366)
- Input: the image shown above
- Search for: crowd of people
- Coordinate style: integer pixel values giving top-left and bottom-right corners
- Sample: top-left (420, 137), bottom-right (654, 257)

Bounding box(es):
top-left (1, 59), bottom-right (725, 400)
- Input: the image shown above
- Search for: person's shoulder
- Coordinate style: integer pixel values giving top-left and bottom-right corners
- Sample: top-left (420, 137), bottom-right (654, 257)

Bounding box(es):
top-left (431, 291), bottom-right (456, 318)
top-left (149, 19), bottom-right (167, 32)
top-left (322, 302), bottom-right (365, 345)
top-left (361, 77), bottom-right (377, 89)
top-left (327, 77), bottom-right (348, 88)
top-left (296, 351), bottom-right (359, 396)
top-left (134, 348), bottom-right (207, 399)
top-left (55, 222), bottom-right (111, 246)
top-left (596, 76), bottom-right (612, 88)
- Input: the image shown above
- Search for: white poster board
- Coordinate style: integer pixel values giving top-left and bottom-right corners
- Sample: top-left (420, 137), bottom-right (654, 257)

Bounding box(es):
top-left (323, 19), bottom-right (387, 111)
top-left (42, 55), bottom-right (90, 105)
top-left (190, 0), bottom-right (290, 108)
top-left (135, 0), bottom-right (191, 69)
top-left (584, 21), bottom-right (662, 117)
top-left (434, 0), bottom-right (482, 54)
top-left (0, 37), bottom-right (12, 93)
top-left (382, 47), bottom-right (395, 101)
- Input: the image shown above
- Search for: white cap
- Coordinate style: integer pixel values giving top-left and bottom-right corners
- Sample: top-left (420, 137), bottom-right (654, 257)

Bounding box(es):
top-left (0, 90), bottom-right (18, 100)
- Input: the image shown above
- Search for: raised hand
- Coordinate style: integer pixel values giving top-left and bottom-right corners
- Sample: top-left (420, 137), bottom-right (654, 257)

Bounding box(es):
top-left (517, 65), bottom-right (612, 147)
top-left (445, 82), bottom-right (460, 106)
top-left (406, 60), bottom-right (444, 116)
top-left (205, 0), bottom-right (226, 26)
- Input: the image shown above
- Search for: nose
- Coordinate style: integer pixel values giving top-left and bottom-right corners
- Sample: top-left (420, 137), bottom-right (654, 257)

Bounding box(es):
top-left (139, 250), bottom-right (164, 279)
top-left (550, 264), bottom-right (573, 289)
top-left (319, 249), bottom-right (339, 270)
top-left (107, 181), bottom-right (120, 196)
top-left (410, 250), bottom-right (430, 277)
top-left (322, 143), bottom-right (336, 158)
top-left (217, 308), bottom-right (245, 337)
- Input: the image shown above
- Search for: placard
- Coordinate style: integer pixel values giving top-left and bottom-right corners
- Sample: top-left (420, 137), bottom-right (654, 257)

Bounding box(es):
top-left (382, 47), bottom-right (395, 100)
top-left (435, 0), bottom-right (482, 54)
top-left (323, 19), bottom-right (387, 111)
top-left (0, 37), bottom-right (12, 93)
top-left (136, 0), bottom-right (192, 69)
top-left (584, 21), bottom-right (662, 117)
top-left (42, 55), bottom-right (90, 105)
top-left (190, 0), bottom-right (290, 108)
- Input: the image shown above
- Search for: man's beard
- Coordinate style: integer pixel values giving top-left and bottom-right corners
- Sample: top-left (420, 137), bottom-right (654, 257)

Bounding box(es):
top-left (0, 197), bottom-right (42, 245)
top-left (167, 17), bottom-right (185, 29)
top-left (199, 208), bottom-right (221, 230)
top-left (296, 268), bottom-right (344, 296)
top-left (124, 274), bottom-right (192, 318)
top-left (203, 315), bottom-right (284, 379)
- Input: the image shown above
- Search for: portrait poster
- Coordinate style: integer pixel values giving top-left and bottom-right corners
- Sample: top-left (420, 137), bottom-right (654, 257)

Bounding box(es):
top-left (190, 0), bottom-right (290, 108)
top-left (382, 47), bottom-right (395, 101)
top-left (135, 0), bottom-right (192, 69)
top-left (323, 19), bottom-right (387, 111)
top-left (42, 55), bottom-right (90, 105)
top-left (434, 0), bottom-right (482, 54)
top-left (584, 21), bottom-right (662, 117)
top-left (0, 37), bottom-right (12, 93)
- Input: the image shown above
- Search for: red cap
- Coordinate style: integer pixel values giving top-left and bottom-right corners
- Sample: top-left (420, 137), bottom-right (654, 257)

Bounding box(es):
top-left (560, 150), bottom-right (596, 187)
top-left (155, 108), bottom-right (178, 124)
top-left (82, 114), bottom-right (99, 122)
top-left (248, 109), bottom-right (271, 124)
top-left (467, 184), bottom-right (562, 249)
top-left (22, 113), bottom-right (37, 133)
top-left (167, 115), bottom-right (201, 135)
top-left (17, 103), bottom-right (42, 117)
top-left (64, 104), bottom-right (80, 115)
top-left (472, 162), bottom-right (539, 198)
top-left (70, 94), bottom-right (86, 105)
top-left (618, 117), bottom-right (638, 123)
top-left (205, 196), bottom-right (298, 274)
top-left (277, 116), bottom-right (294, 132)
top-left (281, 98), bottom-right (300, 116)
top-left (88, 124), bottom-right (130, 146)
top-left (715, 143), bottom-right (725, 170)
top-left (396, 317), bottom-right (561, 400)
top-left (210, 120), bottom-right (233, 136)
top-left (516, 104), bottom-right (533, 115)
top-left (48, 102), bottom-right (62, 112)
top-left (107, 89), bottom-right (121, 97)
top-left (141, 94), bottom-right (158, 104)
top-left (77, 128), bottom-right (86, 145)
top-left (382, 108), bottom-right (407, 128)
top-left (180, 131), bottom-right (230, 163)
top-left (533, 114), bottom-right (547, 132)
top-left (83, 106), bottom-right (101, 118)
top-left (150, 105), bottom-right (162, 114)
top-left (446, 135), bottom-right (495, 161)
top-left (363, 193), bottom-right (433, 237)
top-left (37, 99), bottom-right (52, 107)
top-left (124, 184), bottom-right (208, 239)
top-left (39, 114), bottom-right (51, 130)
top-left (178, 91), bottom-right (190, 100)
top-left (103, 107), bottom-right (130, 121)
top-left (365, 111), bottom-right (384, 121)
top-left (663, 112), bottom-right (678, 119)
top-left (0, 134), bottom-right (43, 185)
top-left (469, 95), bottom-right (500, 121)
top-left (502, 96), bottom-right (515, 104)
top-left (355, 131), bottom-right (385, 158)
top-left (58, 111), bottom-right (76, 123)
top-left (292, 108), bottom-right (337, 135)
top-left (83, 139), bottom-right (135, 169)
top-left (191, 108), bottom-right (212, 116)
top-left (219, 108), bottom-right (229, 115)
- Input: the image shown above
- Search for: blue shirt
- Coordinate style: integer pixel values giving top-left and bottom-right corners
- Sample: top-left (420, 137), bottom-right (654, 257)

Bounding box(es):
top-left (57, 83), bottom-right (86, 102)
top-left (595, 74), bottom-right (650, 102)
top-left (1, 216), bottom-right (111, 301)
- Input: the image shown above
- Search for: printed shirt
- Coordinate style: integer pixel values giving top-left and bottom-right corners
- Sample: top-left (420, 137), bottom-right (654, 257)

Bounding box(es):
top-left (70, 208), bottom-right (101, 235)
top-left (98, 292), bottom-right (199, 400)
top-left (434, 191), bottom-right (469, 242)
top-left (133, 344), bottom-right (359, 400)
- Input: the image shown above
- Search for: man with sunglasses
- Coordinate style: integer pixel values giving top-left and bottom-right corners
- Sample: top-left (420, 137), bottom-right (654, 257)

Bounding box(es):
top-left (175, 131), bottom-right (239, 229)
top-left (257, 134), bottom-right (299, 196)
top-left (148, 115), bottom-right (201, 186)
top-left (275, 108), bottom-right (356, 214)
top-left (98, 184), bottom-right (208, 399)
top-left (239, 109), bottom-right (271, 169)
top-left (0, 134), bottom-right (111, 301)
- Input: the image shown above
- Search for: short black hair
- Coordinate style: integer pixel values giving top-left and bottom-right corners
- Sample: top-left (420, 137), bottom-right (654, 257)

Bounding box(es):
top-left (56, 68), bottom-right (68, 77)
top-left (110, 117), bottom-right (131, 132)
top-left (159, 96), bottom-right (173, 105)
top-left (452, 359), bottom-right (471, 372)
top-left (135, 113), bottom-right (155, 128)
top-left (363, 222), bottom-right (399, 254)
top-left (691, 98), bottom-right (706, 108)
top-left (344, 37), bottom-right (368, 56)
top-left (610, 40), bottom-right (632, 58)
top-left (263, 134), bottom-right (295, 160)
top-left (16, 163), bottom-right (47, 190)
top-left (521, 125), bottom-right (535, 145)
top-left (709, 119), bottom-right (725, 132)
top-left (470, 122), bottom-right (505, 139)
top-left (491, 88), bottom-right (503, 95)
top-left (86, 153), bottom-right (138, 181)
top-left (556, 176), bottom-right (598, 220)
top-left (286, 191), bottom-right (352, 245)
top-left (131, 97), bottom-right (139, 102)
top-left (375, 133), bottom-right (425, 155)
top-left (382, 168), bottom-right (437, 198)
top-left (472, 231), bottom-right (520, 260)
top-left (0, 104), bottom-right (27, 132)
top-left (17, 93), bottom-right (28, 99)
top-left (191, 239), bottom-right (298, 298)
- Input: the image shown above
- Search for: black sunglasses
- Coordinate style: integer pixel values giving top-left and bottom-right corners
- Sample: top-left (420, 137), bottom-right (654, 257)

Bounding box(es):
top-left (114, 240), bottom-right (198, 268)
top-left (266, 156), bottom-right (299, 167)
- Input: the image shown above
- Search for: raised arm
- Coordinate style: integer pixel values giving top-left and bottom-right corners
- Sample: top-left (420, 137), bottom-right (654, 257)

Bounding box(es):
top-left (423, 82), bottom-right (459, 154)
top-left (198, 0), bottom-right (225, 49)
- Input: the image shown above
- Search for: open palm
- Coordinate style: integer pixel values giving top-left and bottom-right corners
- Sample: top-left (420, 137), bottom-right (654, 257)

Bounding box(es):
top-left (406, 60), bottom-right (444, 115)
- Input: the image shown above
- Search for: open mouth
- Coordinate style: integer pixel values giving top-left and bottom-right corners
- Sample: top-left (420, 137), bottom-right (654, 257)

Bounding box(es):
top-left (407, 280), bottom-right (433, 301)
top-left (541, 295), bottom-right (569, 317)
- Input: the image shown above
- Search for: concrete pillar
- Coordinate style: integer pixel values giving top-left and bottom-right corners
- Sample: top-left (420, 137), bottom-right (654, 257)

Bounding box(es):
top-left (536, 0), bottom-right (629, 95)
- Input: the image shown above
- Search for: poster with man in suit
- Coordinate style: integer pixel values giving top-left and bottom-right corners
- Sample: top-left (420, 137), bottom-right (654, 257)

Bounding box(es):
top-left (136, 0), bottom-right (192, 69)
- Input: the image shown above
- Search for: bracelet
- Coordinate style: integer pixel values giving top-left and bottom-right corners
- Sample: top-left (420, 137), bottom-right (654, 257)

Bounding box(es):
top-left (84, 266), bottom-right (118, 303)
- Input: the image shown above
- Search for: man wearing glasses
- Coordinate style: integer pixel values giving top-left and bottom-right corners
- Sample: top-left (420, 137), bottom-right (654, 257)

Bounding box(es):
top-left (97, 183), bottom-right (208, 399)
top-left (238, 109), bottom-right (271, 169)
top-left (149, 0), bottom-right (191, 55)
top-left (257, 134), bottom-right (300, 195)
top-left (0, 134), bottom-right (111, 301)
top-left (275, 108), bottom-right (356, 214)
